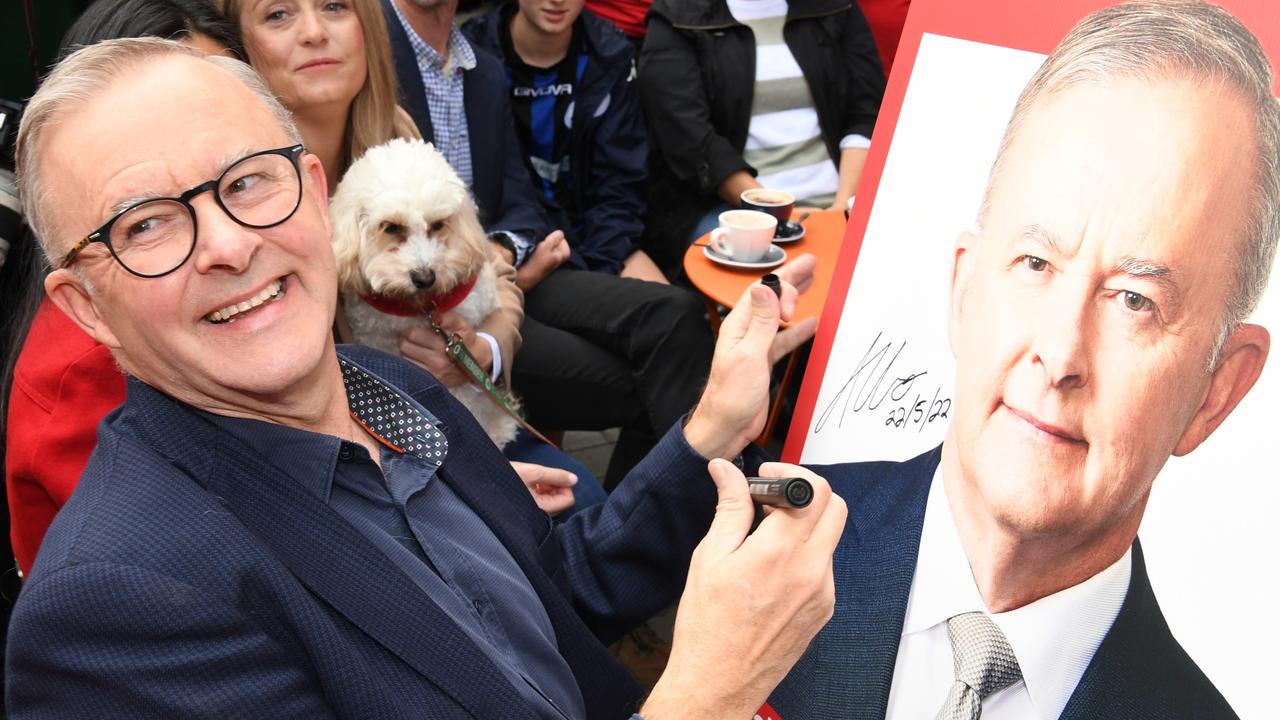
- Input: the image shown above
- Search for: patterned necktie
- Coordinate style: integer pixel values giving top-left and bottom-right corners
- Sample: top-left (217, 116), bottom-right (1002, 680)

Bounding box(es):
top-left (935, 612), bottom-right (1023, 720)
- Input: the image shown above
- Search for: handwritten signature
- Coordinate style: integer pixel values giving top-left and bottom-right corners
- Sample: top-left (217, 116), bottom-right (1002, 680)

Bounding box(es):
top-left (813, 331), bottom-right (951, 434)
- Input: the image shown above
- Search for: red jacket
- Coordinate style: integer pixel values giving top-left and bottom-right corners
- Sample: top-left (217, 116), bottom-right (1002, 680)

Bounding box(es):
top-left (6, 298), bottom-right (124, 575)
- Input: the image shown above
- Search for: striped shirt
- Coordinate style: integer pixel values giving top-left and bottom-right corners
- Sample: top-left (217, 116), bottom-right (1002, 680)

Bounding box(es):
top-left (389, 2), bottom-right (477, 189)
top-left (727, 0), bottom-right (869, 206)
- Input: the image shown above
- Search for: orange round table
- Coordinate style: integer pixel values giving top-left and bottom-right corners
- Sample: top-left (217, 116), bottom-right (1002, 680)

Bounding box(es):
top-left (683, 208), bottom-right (847, 443)
top-left (683, 208), bottom-right (846, 329)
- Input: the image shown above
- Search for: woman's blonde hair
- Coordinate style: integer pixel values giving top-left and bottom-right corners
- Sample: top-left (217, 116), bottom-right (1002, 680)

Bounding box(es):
top-left (218, 0), bottom-right (417, 171)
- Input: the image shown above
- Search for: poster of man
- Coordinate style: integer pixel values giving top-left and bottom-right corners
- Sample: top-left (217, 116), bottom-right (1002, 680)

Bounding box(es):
top-left (782, 0), bottom-right (1278, 717)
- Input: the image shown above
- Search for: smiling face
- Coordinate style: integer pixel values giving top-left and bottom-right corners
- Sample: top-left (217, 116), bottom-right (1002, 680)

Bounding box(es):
top-left (39, 55), bottom-right (339, 411)
top-left (517, 0), bottom-right (583, 36)
top-left (239, 0), bottom-right (367, 114)
top-left (946, 76), bottom-right (1260, 545)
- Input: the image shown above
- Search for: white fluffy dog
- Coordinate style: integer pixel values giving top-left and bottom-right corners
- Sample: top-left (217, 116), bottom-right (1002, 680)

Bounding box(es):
top-left (330, 138), bottom-right (518, 448)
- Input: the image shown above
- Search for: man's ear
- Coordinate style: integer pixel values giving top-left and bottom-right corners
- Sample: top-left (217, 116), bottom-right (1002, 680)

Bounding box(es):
top-left (44, 268), bottom-right (121, 349)
top-left (1173, 323), bottom-right (1270, 456)
top-left (948, 231), bottom-right (978, 357)
top-left (303, 152), bottom-right (332, 233)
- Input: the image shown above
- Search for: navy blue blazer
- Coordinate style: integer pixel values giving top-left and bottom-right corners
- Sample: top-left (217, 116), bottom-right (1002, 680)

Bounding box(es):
top-left (6, 345), bottom-right (719, 718)
top-left (768, 447), bottom-right (1237, 719)
top-left (382, 0), bottom-right (551, 243)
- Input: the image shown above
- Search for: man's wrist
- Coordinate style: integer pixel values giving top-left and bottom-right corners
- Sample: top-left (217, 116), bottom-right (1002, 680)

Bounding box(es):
top-left (488, 231), bottom-right (534, 266)
top-left (682, 406), bottom-right (747, 461)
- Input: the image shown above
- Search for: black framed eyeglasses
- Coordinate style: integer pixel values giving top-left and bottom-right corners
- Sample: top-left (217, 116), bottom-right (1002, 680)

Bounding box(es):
top-left (60, 144), bottom-right (306, 278)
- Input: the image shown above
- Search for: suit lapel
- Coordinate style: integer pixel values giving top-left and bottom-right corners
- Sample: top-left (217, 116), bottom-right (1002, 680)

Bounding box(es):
top-left (127, 379), bottom-right (529, 718)
top-left (382, 0), bottom-right (432, 138)
top-left (769, 448), bottom-right (939, 720)
top-left (1059, 539), bottom-right (1165, 720)
top-left (431, 390), bottom-right (645, 714)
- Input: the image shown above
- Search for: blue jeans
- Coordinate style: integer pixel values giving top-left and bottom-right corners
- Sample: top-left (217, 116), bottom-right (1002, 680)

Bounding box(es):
top-left (503, 428), bottom-right (608, 522)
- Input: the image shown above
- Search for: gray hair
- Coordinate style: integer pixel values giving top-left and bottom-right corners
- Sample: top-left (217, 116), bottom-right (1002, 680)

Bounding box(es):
top-left (978, 0), bottom-right (1280, 367)
top-left (16, 37), bottom-right (302, 263)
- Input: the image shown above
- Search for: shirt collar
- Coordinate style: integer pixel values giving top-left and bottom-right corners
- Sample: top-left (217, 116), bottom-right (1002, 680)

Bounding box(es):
top-left (390, 2), bottom-right (476, 73)
top-left (201, 356), bottom-right (449, 501)
top-left (903, 463), bottom-right (1132, 719)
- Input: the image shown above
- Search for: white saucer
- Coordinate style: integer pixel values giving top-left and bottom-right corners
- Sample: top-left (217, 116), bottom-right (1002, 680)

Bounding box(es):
top-left (703, 244), bottom-right (787, 269)
top-left (774, 221), bottom-right (806, 243)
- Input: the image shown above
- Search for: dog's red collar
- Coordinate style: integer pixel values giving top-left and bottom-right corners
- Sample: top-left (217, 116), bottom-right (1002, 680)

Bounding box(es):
top-left (361, 275), bottom-right (478, 317)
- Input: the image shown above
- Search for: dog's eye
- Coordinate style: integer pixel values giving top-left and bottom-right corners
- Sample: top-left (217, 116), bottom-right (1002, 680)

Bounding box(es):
top-left (429, 220), bottom-right (445, 233)
top-left (383, 222), bottom-right (405, 237)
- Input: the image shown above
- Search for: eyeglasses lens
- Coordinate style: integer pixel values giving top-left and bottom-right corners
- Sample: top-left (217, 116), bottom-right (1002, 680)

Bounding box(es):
top-left (108, 151), bottom-right (300, 276)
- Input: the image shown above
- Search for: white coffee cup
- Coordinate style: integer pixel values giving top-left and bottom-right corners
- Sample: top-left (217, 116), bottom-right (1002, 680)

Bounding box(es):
top-left (710, 210), bottom-right (777, 262)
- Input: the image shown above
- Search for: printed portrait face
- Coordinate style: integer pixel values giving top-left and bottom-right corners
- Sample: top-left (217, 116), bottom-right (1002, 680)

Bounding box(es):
top-left (945, 74), bottom-right (1260, 542)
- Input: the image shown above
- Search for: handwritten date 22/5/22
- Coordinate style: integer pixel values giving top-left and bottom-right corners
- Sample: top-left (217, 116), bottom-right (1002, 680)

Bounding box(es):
top-left (814, 331), bottom-right (951, 434)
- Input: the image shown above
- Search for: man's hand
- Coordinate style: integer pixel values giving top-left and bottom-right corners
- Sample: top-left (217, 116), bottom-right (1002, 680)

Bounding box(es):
top-left (515, 230), bottom-right (571, 292)
top-left (398, 311), bottom-right (492, 387)
top-left (510, 461), bottom-right (577, 516)
top-left (641, 460), bottom-right (847, 720)
top-left (683, 254), bottom-right (819, 459)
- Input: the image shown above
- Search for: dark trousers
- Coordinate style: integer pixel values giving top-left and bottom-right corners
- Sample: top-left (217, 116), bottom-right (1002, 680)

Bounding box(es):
top-left (513, 268), bottom-right (714, 485)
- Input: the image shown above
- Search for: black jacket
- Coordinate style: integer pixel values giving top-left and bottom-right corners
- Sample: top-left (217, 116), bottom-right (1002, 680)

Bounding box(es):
top-left (465, 8), bottom-right (649, 275)
top-left (639, 0), bottom-right (884, 270)
top-left (382, 0), bottom-right (551, 243)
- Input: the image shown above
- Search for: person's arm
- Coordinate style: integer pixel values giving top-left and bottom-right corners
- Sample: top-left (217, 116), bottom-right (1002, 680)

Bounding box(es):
top-left (641, 461), bottom-right (846, 720)
top-left (717, 169), bottom-right (763, 207)
top-left (7, 563), bottom-right (336, 719)
top-left (553, 256), bottom-right (820, 641)
top-left (484, 63), bottom-right (553, 251)
top-left (837, 5), bottom-right (885, 150)
top-left (477, 252), bottom-right (523, 385)
top-left (577, 57), bottom-right (648, 275)
top-left (639, 15), bottom-right (753, 198)
top-left (830, 146), bottom-right (869, 212)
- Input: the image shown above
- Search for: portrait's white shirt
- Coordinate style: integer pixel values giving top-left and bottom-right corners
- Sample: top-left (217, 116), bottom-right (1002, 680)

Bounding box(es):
top-left (884, 466), bottom-right (1131, 720)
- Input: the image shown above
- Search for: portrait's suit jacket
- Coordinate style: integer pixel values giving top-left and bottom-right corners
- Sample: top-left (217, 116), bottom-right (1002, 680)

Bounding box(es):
top-left (768, 446), bottom-right (1237, 719)
top-left (6, 345), bottom-right (719, 719)
top-left (382, 0), bottom-right (551, 243)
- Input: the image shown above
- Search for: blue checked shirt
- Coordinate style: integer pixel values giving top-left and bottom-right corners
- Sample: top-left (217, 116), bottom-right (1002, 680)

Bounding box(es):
top-left (389, 2), bottom-right (476, 188)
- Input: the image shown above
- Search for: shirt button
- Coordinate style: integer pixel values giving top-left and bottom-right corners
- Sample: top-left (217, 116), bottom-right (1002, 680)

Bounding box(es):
top-left (338, 445), bottom-right (354, 462)
top-left (472, 599), bottom-right (484, 615)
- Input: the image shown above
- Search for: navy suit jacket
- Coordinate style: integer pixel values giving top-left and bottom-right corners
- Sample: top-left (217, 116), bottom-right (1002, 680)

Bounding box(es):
top-left (769, 446), bottom-right (1237, 719)
top-left (6, 345), bottom-right (719, 718)
top-left (382, 0), bottom-right (550, 242)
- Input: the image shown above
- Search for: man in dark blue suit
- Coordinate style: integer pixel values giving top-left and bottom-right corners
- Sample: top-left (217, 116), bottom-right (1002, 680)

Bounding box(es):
top-left (768, 2), bottom-right (1276, 718)
top-left (5, 37), bottom-right (847, 719)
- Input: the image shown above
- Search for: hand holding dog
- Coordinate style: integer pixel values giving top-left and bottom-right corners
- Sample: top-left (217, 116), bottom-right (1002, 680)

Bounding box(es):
top-left (398, 312), bottom-right (493, 388)
top-left (515, 230), bottom-right (571, 292)
top-left (683, 254), bottom-right (819, 459)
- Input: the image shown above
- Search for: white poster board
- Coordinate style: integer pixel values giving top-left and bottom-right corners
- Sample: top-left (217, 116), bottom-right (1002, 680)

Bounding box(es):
top-left (798, 33), bottom-right (1279, 717)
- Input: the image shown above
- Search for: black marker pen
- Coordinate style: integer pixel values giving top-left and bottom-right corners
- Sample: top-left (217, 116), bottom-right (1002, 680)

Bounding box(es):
top-left (747, 476), bottom-right (814, 508)
top-left (761, 273), bottom-right (782, 300)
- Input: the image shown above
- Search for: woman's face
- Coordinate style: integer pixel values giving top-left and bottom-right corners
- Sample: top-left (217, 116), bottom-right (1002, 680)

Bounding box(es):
top-left (239, 0), bottom-right (367, 114)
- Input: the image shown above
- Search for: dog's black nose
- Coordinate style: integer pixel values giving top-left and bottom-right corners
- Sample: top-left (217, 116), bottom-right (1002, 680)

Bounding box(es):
top-left (410, 269), bottom-right (436, 290)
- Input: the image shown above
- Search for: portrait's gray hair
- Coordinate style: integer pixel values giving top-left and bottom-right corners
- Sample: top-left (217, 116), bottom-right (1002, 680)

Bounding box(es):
top-left (16, 37), bottom-right (302, 264)
top-left (978, 0), bottom-right (1280, 367)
